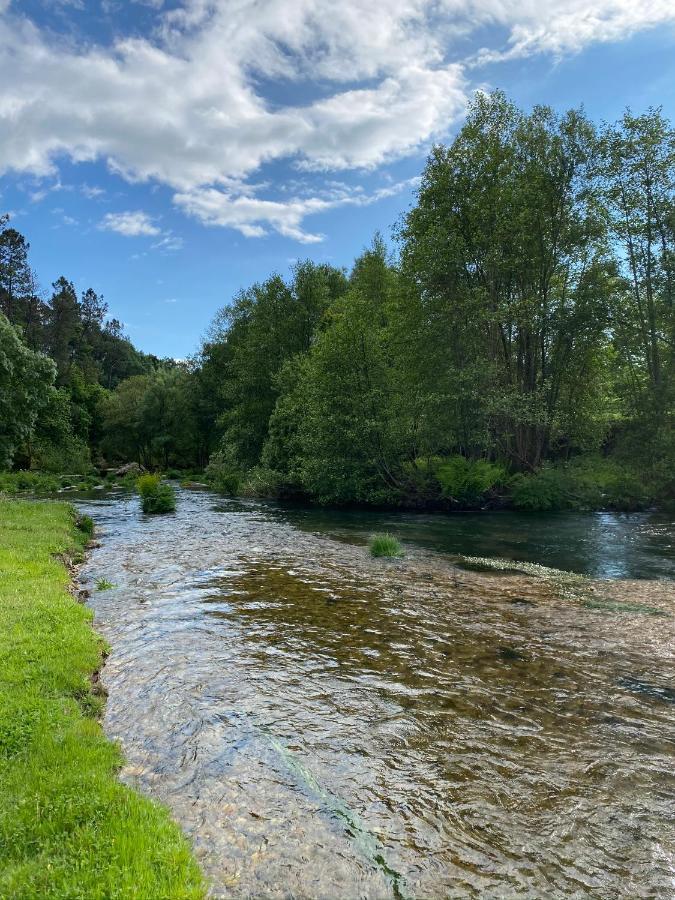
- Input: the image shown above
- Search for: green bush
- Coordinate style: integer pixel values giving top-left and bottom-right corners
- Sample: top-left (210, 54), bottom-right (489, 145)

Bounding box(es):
top-left (205, 450), bottom-right (241, 495)
top-left (369, 533), bottom-right (404, 558)
top-left (433, 455), bottom-right (507, 507)
top-left (0, 471), bottom-right (60, 494)
top-left (240, 466), bottom-right (281, 498)
top-left (136, 474), bottom-right (176, 514)
top-left (509, 457), bottom-right (651, 511)
top-left (77, 514), bottom-right (94, 538)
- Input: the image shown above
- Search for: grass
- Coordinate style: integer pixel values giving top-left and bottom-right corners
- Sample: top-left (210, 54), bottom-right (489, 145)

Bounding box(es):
top-left (369, 533), bottom-right (404, 558)
top-left (136, 474), bottom-right (176, 515)
top-left (95, 578), bottom-right (115, 591)
top-left (0, 500), bottom-right (203, 899)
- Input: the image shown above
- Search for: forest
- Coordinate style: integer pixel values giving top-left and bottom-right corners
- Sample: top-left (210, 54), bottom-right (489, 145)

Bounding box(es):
top-left (1, 93), bottom-right (674, 512)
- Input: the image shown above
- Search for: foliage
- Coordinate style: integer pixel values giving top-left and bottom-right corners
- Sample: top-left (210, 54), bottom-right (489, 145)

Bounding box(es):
top-left (2, 93), bottom-right (674, 513)
top-left (0, 500), bottom-right (203, 898)
top-left (95, 578), bottom-right (115, 591)
top-left (510, 457), bottom-right (650, 511)
top-left (77, 513), bottom-right (94, 538)
top-left (136, 473), bottom-right (177, 514)
top-left (432, 456), bottom-right (507, 507)
top-left (369, 533), bottom-right (404, 558)
top-left (204, 448), bottom-right (242, 495)
top-left (0, 314), bottom-right (55, 468)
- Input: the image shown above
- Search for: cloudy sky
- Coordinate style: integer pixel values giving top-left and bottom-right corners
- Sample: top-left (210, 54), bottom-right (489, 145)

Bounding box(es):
top-left (2, 0), bottom-right (675, 356)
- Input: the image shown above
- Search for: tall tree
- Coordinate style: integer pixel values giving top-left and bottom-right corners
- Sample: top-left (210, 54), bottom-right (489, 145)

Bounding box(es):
top-left (400, 91), bottom-right (616, 470)
top-left (603, 109), bottom-right (675, 419)
top-left (0, 313), bottom-right (55, 467)
top-left (0, 220), bottom-right (33, 330)
top-left (46, 277), bottom-right (82, 385)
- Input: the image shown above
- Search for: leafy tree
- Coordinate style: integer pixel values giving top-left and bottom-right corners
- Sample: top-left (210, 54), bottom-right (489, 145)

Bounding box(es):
top-left (0, 220), bottom-right (33, 329)
top-left (603, 108), bottom-right (675, 424)
top-left (400, 91), bottom-right (616, 470)
top-left (207, 262), bottom-right (347, 467)
top-left (0, 314), bottom-right (55, 467)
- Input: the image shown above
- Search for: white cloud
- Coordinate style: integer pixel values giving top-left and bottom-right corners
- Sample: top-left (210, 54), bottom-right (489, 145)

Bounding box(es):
top-left (0, 0), bottom-right (673, 239)
top-left (174, 178), bottom-right (419, 242)
top-left (151, 232), bottom-right (184, 251)
top-left (81, 184), bottom-right (105, 199)
top-left (99, 210), bottom-right (161, 236)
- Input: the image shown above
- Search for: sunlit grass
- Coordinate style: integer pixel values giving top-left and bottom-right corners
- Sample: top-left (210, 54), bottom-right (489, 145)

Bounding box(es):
top-left (369, 533), bottom-right (404, 558)
top-left (0, 500), bottom-right (203, 899)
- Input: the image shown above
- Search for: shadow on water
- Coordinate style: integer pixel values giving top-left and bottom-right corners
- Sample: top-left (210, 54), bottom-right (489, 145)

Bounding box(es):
top-left (77, 489), bottom-right (675, 898)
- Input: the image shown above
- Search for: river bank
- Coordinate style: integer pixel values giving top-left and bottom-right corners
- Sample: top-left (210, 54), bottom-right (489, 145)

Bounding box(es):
top-left (0, 500), bottom-right (203, 899)
top-left (78, 488), bottom-right (675, 898)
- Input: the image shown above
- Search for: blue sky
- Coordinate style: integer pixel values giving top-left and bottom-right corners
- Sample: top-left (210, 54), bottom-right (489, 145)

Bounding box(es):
top-left (1, 0), bottom-right (674, 358)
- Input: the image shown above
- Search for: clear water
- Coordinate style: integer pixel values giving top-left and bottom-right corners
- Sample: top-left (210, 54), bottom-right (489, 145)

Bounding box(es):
top-left (78, 489), bottom-right (675, 898)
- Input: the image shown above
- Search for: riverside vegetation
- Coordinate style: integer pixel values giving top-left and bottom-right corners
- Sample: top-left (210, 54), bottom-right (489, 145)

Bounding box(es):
top-left (0, 92), bottom-right (674, 511)
top-left (0, 500), bottom-right (203, 898)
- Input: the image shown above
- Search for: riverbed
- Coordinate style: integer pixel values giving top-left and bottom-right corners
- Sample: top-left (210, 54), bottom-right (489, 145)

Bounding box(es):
top-left (78, 488), bottom-right (675, 898)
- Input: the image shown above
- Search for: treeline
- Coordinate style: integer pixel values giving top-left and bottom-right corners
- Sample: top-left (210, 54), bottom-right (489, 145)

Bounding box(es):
top-left (0, 214), bottom-right (176, 471)
top-left (1, 92), bottom-right (674, 510)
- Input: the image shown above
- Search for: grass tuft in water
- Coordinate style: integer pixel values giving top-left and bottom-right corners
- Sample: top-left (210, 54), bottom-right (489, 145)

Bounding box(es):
top-left (95, 578), bottom-right (115, 591)
top-left (369, 533), bottom-right (404, 558)
top-left (136, 473), bottom-right (176, 514)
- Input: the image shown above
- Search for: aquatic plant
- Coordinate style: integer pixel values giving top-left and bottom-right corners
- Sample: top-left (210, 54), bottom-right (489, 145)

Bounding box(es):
top-left (369, 533), bottom-right (404, 558)
top-left (136, 474), bottom-right (176, 514)
top-left (95, 577), bottom-right (115, 591)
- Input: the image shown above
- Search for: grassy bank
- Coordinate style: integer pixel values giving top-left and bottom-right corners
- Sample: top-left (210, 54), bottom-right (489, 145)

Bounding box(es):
top-left (0, 500), bottom-right (203, 899)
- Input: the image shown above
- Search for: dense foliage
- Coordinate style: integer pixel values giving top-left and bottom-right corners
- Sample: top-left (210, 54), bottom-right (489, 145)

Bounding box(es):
top-left (1, 94), bottom-right (673, 510)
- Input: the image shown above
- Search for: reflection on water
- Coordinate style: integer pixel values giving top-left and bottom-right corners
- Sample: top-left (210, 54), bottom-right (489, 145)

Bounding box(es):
top-left (78, 490), bottom-right (675, 898)
top-left (261, 503), bottom-right (675, 580)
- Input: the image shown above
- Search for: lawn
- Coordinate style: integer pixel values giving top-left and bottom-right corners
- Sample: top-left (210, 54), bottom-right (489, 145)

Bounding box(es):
top-left (0, 500), bottom-right (203, 899)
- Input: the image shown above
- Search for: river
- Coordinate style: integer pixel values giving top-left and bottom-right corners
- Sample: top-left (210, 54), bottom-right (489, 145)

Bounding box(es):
top-left (77, 488), bottom-right (675, 898)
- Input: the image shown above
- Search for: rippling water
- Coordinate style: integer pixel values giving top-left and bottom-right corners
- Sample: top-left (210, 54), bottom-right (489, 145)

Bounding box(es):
top-left (78, 489), bottom-right (675, 898)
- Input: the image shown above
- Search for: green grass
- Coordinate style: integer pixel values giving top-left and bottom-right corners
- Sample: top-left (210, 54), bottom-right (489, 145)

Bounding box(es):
top-left (95, 578), bottom-right (115, 591)
top-left (369, 533), bottom-right (404, 558)
top-left (136, 475), bottom-right (177, 514)
top-left (0, 500), bottom-right (203, 899)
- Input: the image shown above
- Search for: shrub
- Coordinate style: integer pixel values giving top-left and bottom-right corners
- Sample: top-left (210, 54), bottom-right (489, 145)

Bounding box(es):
top-left (369, 533), bottom-right (404, 558)
top-left (509, 457), bottom-right (651, 512)
top-left (509, 467), bottom-right (576, 511)
top-left (240, 466), bottom-right (281, 498)
top-left (433, 455), bottom-right (507, 507)
top-left (136, 474), bottom-right (176, 514)
top-left (77, 514), bottom-right (94, 538)
top-left (95, 578), bottom-right (115, 591)
top-left (205, 450), bottom-right (241, 495)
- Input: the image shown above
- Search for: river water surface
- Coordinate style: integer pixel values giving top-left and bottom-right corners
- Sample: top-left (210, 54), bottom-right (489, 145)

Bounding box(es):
top-left (78, 489), bottom-right (675, 898)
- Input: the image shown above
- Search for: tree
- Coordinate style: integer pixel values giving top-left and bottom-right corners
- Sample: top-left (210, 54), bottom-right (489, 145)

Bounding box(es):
top-left (0, 220), bottom-right (33, 329)
top-left (265, 241), bottom-right (412, 503)
top-left (207, 262), bottom-right (347, 467)
top-left (46, 277), bottom-right (82, 385)
top-left (400, 91), bottom-right (616, 470)
top-left (0, 313), bottom-right (55, 467)
top-left (603, 108), bottom-right (675, 420)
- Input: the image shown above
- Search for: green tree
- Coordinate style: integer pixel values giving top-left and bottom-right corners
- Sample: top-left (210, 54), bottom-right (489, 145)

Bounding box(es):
top-left (207, 262), bottom-right (347, 467)
top-left (603, 108), bottom-right (675, 419)
top-left (0, 313), bottom-right (55, 468)
top-left (400, 91), bottom-right (616, 470)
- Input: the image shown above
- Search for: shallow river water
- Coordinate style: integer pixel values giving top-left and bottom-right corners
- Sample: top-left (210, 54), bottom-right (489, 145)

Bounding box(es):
top-left (78, 489), bottom-right (675, 898)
